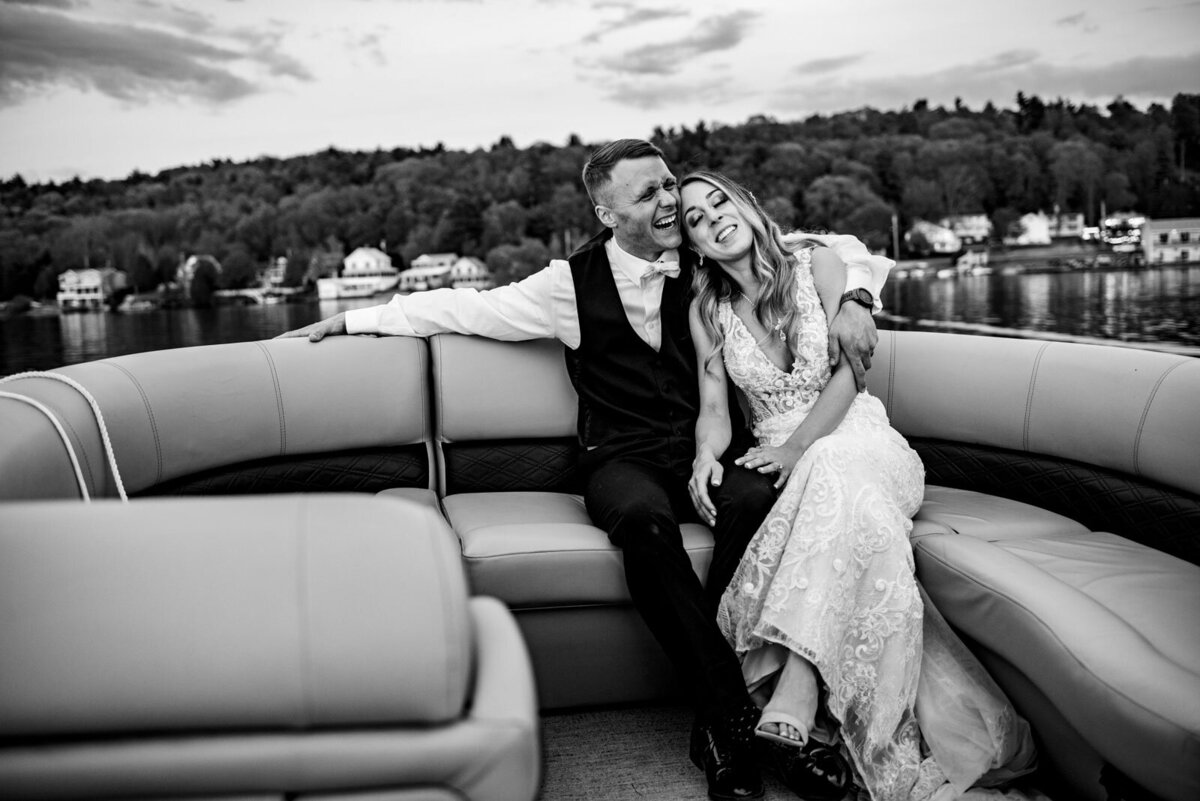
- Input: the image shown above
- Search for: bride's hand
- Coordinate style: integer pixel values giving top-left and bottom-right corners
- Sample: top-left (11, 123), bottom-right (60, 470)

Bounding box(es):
top-left (736, 444), bottom-right (801, 489)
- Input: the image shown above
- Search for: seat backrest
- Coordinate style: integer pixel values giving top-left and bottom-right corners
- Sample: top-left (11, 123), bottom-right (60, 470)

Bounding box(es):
top-left (866, 330), bottom-right (1200, 562)
top-left (0, 336), bottom-right (434, 500)
top-left (867, 330), bottom-right (1200, 495)
top-left (430, 334), bottom-right (578, 495)
top-left (0, 494), bottom-right (472, 735)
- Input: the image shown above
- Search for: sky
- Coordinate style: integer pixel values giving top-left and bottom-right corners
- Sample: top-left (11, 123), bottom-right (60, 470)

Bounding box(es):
top-left (2, 0), bottom-right (1198, 184)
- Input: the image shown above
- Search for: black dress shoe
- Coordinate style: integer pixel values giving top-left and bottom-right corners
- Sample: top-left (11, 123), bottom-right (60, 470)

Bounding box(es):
top-left (757, 738), bottom-right (851, 801)
top-left (690, 719), bottom-right (765, 800)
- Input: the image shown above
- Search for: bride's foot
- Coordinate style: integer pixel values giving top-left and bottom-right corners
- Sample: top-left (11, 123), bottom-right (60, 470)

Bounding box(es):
top-left (754, 653), bottom-right (851, 801)
top-left (755, 651), bottom-right (819, 746)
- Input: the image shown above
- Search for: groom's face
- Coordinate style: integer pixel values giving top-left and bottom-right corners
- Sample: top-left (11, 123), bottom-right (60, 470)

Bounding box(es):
top-left (596, 156), bottom-right (682, 259)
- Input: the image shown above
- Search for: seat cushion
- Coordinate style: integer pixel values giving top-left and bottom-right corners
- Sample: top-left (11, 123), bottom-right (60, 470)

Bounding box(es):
top-left (376, 486), bottom-right (444, 512)
top-left (914, 485), bottom-right (1090, 541)
top-left (914, 531), bottom-right (1200, 801)
top-left (0, 598), bottom-right (540, 801)
top-left (444, 491), bottom-right (713, 606)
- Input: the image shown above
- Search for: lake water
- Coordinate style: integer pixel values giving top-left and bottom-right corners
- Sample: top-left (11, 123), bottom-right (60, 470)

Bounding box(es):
top-left (2, 265), bottom-right (1198, 378)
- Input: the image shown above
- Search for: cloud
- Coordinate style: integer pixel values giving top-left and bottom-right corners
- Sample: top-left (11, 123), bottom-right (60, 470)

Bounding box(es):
top-left (589, 11), bottom-right (759, 77)
top-left (794, 53), bottom-right (867, 76)
top-left (2, 0), bottom-right (78, 8)
top-left (1054, 10), bottom-right (1098, 32)
top-left (354, 31), bottom-right (388, 67)
top-left (595, 74), bottom-right (746, 111)
top-left (1141, 2), bottom-right (1200, 11)
top-left (974, 49), bottom-right (1040, 72)
top-left (582, 1), bottom-right (689, 44)
top-left (771, 49), bottom-right (1200, 115)
top-left (0, 2), bottom-right (311, 107)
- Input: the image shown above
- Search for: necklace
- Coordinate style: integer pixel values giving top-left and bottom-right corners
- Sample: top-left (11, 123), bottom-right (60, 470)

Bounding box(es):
top-left (733, 290), bottom-right (787, 344)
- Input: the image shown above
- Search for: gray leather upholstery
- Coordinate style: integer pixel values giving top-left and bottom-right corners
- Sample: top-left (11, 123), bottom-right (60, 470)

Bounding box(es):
top-left (0, 336), bottom-right (434, 500)
top-left (429, 330), bottom-right (1200, 800)
top-left (0, 495), bottom-right (539, 801)
top-left (1, 329), bottom-right (1197, 800)
top-left (915, 532), bottom-right (1200, 801)
top-left (862, 330), bottom-right (1200, 801)
top-left (913, 485), bottom-right (1090, 541)
top-left (865, 330), bottom-right (1200, 496)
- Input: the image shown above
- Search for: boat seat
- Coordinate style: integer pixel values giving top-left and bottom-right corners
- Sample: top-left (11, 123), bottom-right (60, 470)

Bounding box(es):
top-left (913, 485), bottom-right (1090, 541)
top-left (0, 336), bottom-right (436, 501)
top-left (915, 530), bottom-right (1200, 801)
top-left (429, 334), bottom-right (693, 707)
top-left (0, 494), bottom-right (540, 801)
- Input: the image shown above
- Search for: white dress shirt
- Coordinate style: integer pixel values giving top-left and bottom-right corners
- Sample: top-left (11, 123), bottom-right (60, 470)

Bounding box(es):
top-left (346, 235), bottom-right (891, 351)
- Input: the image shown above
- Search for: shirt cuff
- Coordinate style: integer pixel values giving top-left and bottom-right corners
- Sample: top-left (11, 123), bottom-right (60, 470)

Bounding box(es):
top-left (345, 299), bottom-right (419, 336)
top-left (790, 233), bottom-right (892, 313)
top-left (829, 238), bottom-right (892, 304)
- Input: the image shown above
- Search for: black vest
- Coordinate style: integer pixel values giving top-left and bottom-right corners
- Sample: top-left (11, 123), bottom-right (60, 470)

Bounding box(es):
top-left (566, 231), bottom-right (699, 476)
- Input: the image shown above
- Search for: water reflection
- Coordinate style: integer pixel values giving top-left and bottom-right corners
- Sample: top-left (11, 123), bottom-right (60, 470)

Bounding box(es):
top-left (881, 265), bottom-right (1199, 349)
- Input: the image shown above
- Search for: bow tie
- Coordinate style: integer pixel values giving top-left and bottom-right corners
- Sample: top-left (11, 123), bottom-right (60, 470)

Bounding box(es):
top-left (643, 259), bottom-right (680, 280)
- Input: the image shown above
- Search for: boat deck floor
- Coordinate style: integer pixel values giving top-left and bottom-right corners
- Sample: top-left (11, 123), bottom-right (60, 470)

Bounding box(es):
top-left (538, 702), bottom-right (1057, 800)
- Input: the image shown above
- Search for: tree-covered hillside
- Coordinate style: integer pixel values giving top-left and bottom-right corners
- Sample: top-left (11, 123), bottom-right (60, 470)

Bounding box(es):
top-left (2, 92), bottom-right (1198, 301)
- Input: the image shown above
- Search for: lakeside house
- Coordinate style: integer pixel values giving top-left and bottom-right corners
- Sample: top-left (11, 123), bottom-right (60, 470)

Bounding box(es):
top-left (316, 246), bottom-right (399, 299)
top-left (905, 220), bottom-right (961, 255)
top-left (447, 256), bottom-right (493, 290)
top-left (937, 211), bottom-right (1084, 250)
top-left (940, 214), bottom-right (992, 245)
top-left (1142, 218), bottom-right (1199, 264)
top-left (399, 253), bottom-right (457, 291)
top-left (399, 253), bottom-right (494, 292)
top-left (1050, 211), bottom-right (1086, 239)
top-left (1004, 212), bottom-right (1053, 247)
top-left (56, 267), bottom-right (128, 311)
top-left (262, 257), bottom-right (288, 288)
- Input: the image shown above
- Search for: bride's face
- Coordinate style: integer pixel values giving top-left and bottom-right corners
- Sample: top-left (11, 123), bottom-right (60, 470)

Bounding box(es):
top-left (682, 180), bottom-right (753, 264)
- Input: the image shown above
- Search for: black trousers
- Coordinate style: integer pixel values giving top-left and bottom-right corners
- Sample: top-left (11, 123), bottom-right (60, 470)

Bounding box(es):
top-left (584, 446), bottom-right (777, 718)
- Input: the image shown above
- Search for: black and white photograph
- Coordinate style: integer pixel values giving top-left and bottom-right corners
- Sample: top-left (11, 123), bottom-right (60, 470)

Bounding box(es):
top-left (1, 2), bottom-right (1198, 800)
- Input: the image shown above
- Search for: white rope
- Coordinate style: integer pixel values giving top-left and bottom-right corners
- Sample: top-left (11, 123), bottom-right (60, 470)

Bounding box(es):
top-left (0, 371), bottom-right (129, 502)
top-left (0, 390), bottom-right (92, 501)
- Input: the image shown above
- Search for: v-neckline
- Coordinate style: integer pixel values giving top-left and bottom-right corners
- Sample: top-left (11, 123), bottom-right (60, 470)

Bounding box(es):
top-left (727, 302), bottom-right (795, 375)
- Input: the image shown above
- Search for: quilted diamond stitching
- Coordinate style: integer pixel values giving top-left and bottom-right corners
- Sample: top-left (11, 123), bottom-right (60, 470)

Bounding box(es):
top-left (913, 438), bottom-right (1199, 565)
top-left (139, 446), bottom-right (429, 496)
top-left (446, 438), bottom-right (580, 494)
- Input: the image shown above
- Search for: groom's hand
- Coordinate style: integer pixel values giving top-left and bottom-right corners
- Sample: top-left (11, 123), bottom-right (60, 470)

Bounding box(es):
top-left (828, 303), bottom-right (877, 391)
top-left (689, 454), bottom-right (722, 526)
top-left (277, 312), bottom-right (348, 342)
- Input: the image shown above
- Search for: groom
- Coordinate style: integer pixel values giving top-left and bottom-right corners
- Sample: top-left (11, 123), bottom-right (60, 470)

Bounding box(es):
top-left (280, 139), bottom-right (885, 800)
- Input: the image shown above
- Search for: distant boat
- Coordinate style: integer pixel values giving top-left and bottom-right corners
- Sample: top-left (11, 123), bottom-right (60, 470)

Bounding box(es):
top-left (955, 250), bottom-right (991, 276)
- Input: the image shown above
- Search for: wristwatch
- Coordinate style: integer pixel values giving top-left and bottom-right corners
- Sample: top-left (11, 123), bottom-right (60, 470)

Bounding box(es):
top-left (839, 288), bottom-right (874, 310)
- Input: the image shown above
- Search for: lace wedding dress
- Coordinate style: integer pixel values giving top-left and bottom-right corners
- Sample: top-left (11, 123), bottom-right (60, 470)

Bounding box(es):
top-left (715, 249), bottom-right (1038, 801)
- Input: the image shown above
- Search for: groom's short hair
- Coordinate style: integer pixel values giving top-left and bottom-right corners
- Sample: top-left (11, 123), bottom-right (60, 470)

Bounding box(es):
top-left (582, 139), bottom-right (665, 206)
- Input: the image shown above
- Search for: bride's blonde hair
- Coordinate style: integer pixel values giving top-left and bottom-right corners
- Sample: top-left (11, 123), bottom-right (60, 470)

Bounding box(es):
top-left (683, 170), bottom-right (810, 376)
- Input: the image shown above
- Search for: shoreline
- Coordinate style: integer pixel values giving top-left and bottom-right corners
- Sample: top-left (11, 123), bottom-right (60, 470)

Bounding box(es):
top-left (878, 314), bottom-right (1200, 357)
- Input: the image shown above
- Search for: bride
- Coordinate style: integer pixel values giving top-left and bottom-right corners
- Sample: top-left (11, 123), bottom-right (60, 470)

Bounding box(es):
top-left (681, 170), bottom-right (1038, 801)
